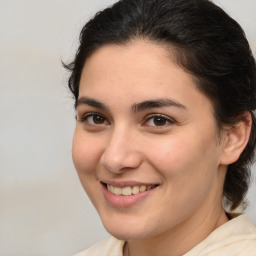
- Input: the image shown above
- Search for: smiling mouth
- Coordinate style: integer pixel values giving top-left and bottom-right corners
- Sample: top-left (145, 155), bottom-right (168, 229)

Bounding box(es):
top-left (105, 184), bottom-right (158, 196)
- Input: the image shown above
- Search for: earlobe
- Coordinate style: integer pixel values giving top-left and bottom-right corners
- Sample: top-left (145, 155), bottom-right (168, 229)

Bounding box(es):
top-left (220, 112), bottom-right (252, 165)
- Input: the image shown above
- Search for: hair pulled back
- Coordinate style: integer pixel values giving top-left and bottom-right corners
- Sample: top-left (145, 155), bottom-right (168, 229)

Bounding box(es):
top-left (65, 0), bottom-right (256, 210)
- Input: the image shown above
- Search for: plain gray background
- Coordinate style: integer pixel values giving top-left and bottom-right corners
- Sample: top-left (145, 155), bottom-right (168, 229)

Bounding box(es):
top-left (0, 0), bottom-right (255, 255)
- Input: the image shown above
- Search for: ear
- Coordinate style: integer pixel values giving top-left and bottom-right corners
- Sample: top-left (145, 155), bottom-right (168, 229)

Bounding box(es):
top-left (219, 112), bottom-right (252, 165)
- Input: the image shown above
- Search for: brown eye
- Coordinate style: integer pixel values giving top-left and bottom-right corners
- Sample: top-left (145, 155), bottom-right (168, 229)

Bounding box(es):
top-left (80, 113), bottom-right (108, 125)
top-left (153, 116), bottom-right (168, 126)
top-left (92, 114), bottom-right (106, 124)
top-left (145, 114), bottom-right (174, 127)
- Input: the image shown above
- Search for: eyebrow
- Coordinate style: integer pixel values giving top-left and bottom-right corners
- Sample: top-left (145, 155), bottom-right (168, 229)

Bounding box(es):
top-left (131, 98), bottom-right (186, 113)
top-left (75, 97), bottom-right (109, 111)
top-left (75, 97), bottom-right (186, 112)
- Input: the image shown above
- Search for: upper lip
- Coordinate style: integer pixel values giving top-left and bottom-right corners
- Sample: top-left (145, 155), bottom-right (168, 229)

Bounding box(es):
top-left (100, 180), bottom-right (160, 188)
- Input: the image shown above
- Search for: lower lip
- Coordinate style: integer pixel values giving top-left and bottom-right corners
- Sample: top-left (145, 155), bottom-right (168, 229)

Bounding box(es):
top-left (102, 184), bottom-right (157, 208)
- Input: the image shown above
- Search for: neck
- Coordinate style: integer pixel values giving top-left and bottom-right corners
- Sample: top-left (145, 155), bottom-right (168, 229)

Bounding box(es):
top-left (125, 208), bottom-right (228, 256)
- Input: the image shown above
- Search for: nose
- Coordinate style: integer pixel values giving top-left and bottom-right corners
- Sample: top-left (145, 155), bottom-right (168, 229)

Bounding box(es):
top-left (100, 127), bottom-right (143, 174)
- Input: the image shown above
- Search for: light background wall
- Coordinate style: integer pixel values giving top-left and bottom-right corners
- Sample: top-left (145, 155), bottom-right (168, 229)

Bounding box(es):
top-left (0, 0), bottom-right (255, 255)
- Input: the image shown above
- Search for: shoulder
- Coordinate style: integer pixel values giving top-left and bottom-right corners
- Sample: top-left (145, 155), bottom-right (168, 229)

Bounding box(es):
top-left (185, 215), bottom-right (256, 256)
top-left (73, 236), bottom-right (125, 256)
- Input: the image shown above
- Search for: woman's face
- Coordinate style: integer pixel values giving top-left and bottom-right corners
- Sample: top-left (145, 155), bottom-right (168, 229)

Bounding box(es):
top-left (73, 41), bottom-right (227, 240)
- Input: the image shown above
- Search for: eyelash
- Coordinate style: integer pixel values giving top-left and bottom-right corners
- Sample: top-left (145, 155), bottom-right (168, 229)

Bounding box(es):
top-left (144, 114), bottom-right (175, 128)
top-left (77, 112), bottom-right (109, 125)
top-left (77, 112), bottom-right (175, 128)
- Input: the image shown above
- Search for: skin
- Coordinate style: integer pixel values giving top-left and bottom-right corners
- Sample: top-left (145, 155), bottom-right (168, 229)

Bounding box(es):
top-left (72, 40), bottom-right (244, 256)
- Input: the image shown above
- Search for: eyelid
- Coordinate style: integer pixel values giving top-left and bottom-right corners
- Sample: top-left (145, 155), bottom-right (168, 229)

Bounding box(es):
top-left (76, 111), bottom-right (175, 128)
top-left (143, 113), bottom-right (175, 127)
top-left (77, 112), bottom-right (109, 125)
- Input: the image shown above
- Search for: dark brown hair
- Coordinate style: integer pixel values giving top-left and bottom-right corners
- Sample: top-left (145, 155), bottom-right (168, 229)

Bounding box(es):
top-left (64, 0), bottom-right (256, 210)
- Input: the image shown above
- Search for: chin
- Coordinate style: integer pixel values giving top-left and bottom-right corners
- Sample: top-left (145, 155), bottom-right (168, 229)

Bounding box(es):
top-left (101, 216), bottom-right (157, 241)
top-left (106, 228), bottom-right (147, 241)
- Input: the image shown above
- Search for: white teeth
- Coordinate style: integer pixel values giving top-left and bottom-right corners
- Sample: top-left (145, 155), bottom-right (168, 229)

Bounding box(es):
top-left (132, 186), bottom-right (140, 195)
top-left (107, 184), bottom-right (155, 196)
top-left (146, 185), bottom-right (152, 191)
top-left (122, 186), bottom-right (132, 196)
top-left (113, 186), bottom-right (122, 195)
top-left (139, 185), bottom-right (146, 192)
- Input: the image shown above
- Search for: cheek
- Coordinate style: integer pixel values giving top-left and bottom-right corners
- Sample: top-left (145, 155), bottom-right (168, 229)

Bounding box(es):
top-left (72, 130), bottom-right (105, 207)
top-left (145, 135), bottom-right (193, 173)
top-left (72, 129), bottom-right (103, 175)
top-left (145, 131), bottom-right (218, 180)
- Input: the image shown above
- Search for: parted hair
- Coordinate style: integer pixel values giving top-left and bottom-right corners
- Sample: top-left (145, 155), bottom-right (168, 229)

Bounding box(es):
top-left (64, 0), bottom-right (256, 210)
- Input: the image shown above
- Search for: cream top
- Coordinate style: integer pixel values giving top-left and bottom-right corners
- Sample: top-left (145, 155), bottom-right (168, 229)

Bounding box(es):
top-left (74, 215), bottom-right (256, 256)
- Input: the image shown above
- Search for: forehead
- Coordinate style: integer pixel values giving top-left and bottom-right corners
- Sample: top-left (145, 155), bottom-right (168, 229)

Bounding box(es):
top-left (82, 41), bottom-right (174, 86)
top-left (79, 40), bottom-right (214, 115)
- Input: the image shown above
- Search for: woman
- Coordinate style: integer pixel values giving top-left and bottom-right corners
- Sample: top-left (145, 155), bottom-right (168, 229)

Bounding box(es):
top-left (65, 0), bottom-right (256, 255)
